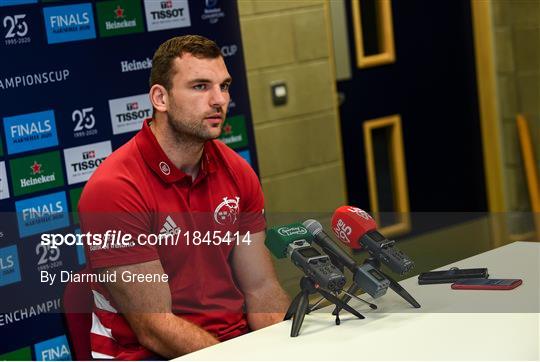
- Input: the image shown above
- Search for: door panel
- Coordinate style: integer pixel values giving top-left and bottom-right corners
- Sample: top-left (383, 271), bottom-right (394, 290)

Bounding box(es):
top-left (337, 0), bottom-right (487, 226)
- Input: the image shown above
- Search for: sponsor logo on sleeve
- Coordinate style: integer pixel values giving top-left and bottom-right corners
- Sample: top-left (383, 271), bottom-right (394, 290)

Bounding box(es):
top-left (0, 245), bottom-right (21, 287)
top-left (63, 140), bottom-right (112, 185)
top-left (0, 0), bottom-right (37, 6)
top-left (3, 110), bottom-right (59, 155)
top-left (0, 346), bottom-right (32, 360)
top-left (219, 115), bottom-right (248, 150)
top-left (236, 149), bottom-right (251, 165)
top-left (15, 191), bottom-right (70, 238)
top-left (34, 335), bottom-right (72, 361)
top-left (108, 93), bottom-right (151, 134)
top-left (43, 3), bottom-right (96, 44)
top-left (96, 0), bottom-right (144, 37)
top-left (201, 0), bottom-right (224, 24)
top-left (0, 161), bottom-right (10, 200)
top-left (9, 151), bottom-right (65, 196)
top-left (143, 0), bottom-right (190, 32)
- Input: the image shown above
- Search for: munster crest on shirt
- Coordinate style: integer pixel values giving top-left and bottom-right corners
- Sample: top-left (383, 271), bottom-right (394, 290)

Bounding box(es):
top-left (214, 196), bottom-right (240, 225)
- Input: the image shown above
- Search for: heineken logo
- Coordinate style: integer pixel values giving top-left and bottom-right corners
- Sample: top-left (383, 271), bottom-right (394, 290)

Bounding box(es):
top-left (9, 151), bottom-right (64, 197)
top-left (114, 5), bottom-right (124, 18)
top-left (219, 115), bottom-right (248, 150)
top-left (96, 0), bottom-right (144, 37)
top-left (20, 160), bottom-right (57, 188)
top-left (31, 161), bottom-right (42, 175)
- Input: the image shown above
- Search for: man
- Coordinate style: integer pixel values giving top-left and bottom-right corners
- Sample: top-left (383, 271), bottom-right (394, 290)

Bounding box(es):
top-left (78, 35), bottom-right (290, 360)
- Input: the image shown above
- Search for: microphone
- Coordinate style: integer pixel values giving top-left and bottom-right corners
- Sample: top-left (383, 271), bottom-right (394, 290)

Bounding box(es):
top-left (332, 206), bottom-right (414, 275)
top-left (265, 223), bottom-right (313, 259)
top-left (304, 219), bottom-right (389, 299)
top-left (265, 223), bottom-right (346, 293)
top-left (303, 219), bottom-right (357, 272)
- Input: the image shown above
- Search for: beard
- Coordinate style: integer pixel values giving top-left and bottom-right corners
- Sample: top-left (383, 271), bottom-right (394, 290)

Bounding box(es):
top-left (166, 110), bottom-right (224, 143)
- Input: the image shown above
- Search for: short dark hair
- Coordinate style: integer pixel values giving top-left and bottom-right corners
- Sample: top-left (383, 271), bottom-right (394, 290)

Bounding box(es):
top-left (149, 35), bottom-right (222, 91)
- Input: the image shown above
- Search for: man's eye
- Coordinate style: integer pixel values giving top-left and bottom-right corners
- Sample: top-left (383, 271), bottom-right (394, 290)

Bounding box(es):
top-left (193, 84), bottom-right (206, 90)
top-left (221, 83), bottom-right (230, 91)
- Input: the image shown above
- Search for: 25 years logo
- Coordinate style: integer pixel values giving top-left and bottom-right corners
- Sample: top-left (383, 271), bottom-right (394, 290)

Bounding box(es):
top-left (72, 107), bottom-right (98, 138)
top-left (2, 13), bottom-right (31, 46)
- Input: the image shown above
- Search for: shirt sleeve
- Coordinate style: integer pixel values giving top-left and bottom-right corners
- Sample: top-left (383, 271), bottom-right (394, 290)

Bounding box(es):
top-left (78, 176), bottom-right (159, 270)
top-left (237, 158), bottom-right (266, 235)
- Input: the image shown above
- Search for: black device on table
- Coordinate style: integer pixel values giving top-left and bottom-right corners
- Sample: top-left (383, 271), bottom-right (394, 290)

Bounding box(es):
top-left (417, 267), bottom-right (489, 285)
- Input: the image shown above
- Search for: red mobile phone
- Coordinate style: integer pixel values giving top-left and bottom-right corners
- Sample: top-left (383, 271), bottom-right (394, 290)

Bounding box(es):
top-left (451, 278), bottom-right (523, 290)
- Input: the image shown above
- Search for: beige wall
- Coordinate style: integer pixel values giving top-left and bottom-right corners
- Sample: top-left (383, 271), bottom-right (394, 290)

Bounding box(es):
top-left (238, 0), bottom-right (347, 213)
top-left (491, 1), bottom-right (539, 233)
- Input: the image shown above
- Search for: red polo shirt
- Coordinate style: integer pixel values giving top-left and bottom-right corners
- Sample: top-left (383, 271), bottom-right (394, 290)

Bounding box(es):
top-left (78, 119), bottom-right (265, 360)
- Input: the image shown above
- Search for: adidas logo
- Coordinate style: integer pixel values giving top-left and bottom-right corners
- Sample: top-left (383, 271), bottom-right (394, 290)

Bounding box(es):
top-left (160, 215), bottom-right (181, 236)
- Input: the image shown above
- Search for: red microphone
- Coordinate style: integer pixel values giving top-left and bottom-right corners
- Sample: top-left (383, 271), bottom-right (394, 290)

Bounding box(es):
top-left (331, 206), bottom-right (377, 250)
top-left (331, 205), bottom-right (414, 275)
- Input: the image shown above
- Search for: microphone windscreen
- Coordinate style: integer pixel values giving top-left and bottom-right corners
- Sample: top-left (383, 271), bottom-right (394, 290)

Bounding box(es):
top-left (265, 223), bottom-right (313, 258)
top-left (331, 206), bottom-right (377, 250)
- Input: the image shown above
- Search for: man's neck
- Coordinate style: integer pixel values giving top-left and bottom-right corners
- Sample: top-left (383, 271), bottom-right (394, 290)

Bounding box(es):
top-left (149, 119), bottom-right (204, 181)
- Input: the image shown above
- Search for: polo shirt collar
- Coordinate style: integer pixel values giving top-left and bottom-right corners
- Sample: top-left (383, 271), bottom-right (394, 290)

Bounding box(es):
top-left (135, 119), bottom-right (216, 184)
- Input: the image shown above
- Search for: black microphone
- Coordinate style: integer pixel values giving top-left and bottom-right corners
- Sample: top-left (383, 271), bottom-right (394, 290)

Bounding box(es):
top-left (303, 219), bottom-right (357, 272)
top-left (304, 219), bottom-right (389, 300)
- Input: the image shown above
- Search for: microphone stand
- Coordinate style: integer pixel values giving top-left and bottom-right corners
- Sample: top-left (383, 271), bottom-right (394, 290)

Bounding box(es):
top-left (332, 257), bottom-right (421, 315)
top-left (284, 276), bottom-right (365, 337)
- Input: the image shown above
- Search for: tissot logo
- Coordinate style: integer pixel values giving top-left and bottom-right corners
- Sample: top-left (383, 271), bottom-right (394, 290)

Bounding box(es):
top-left (0, 161), bottom-right (9, 200)
top-left (63, 140), bottom-right (112, 185)
top-left (3, 110), bottom-right (59, 155)
top-left (2, 13), bottom-right (32, 46)
top-left (109, 93), bottom-right (151, 134)
top-left (15, 191), bottom-right (69, 238)
top-left (9, 151), bottom-right (65, 197)
top-left (43, 3), bottom-right (96, 44)
top-left (0, 245), bottom-right (21, 287)
top-left (34, 335), bottom-right (72, 361)
top-left (202, 0), bottom-right (224, 24)
top-left (96, 0), bottom-right (143, 38)
top-left (143, 0), bottom-right (190, 32)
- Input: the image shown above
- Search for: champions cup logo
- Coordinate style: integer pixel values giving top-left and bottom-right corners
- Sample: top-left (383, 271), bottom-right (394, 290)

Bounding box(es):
top-left (347, 207), bottom-right (372, 221)
top-left (333, 219), bottom-right (351, 243)
top-left (277, 226), bottom-right (308, 237)
top-left (214, 196), bottom-right (240, 225)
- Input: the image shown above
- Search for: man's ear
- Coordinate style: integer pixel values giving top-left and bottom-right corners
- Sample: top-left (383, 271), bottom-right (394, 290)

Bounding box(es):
top-left (149, 84), bottom-right (168, 113)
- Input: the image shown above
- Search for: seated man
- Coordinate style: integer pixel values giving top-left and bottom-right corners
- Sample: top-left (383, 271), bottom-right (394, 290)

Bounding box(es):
top-left (78, 35), bottom-right (290, 360)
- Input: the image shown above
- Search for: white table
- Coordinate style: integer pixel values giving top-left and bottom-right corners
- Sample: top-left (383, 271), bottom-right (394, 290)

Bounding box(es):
top-left (176, 242), bottom-right (540, 361)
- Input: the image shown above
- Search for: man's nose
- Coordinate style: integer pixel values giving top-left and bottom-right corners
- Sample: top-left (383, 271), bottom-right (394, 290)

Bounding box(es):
top-left (209, 85), bottom-right (227, 108)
